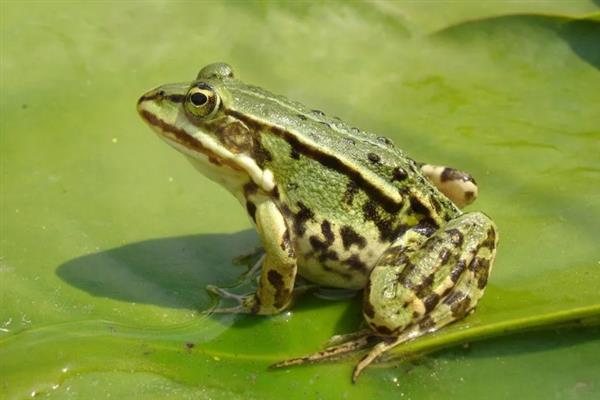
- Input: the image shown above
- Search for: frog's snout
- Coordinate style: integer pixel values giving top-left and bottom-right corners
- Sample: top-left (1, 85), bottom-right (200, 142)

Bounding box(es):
top-left (137, 88), bottom-right (165, 108)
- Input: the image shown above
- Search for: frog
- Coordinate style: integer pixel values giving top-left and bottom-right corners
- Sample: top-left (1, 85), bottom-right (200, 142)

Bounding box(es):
top-left (137, 63), bottom-right (498, 382)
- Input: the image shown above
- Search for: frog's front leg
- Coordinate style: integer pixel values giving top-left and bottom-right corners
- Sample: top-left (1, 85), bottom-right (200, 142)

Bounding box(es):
top-left (420, 163), bottom-right (478, 208)
top-left (213, 199), bottom-right (298, 315)
top-left (356, 211), bottom-right (498, 380)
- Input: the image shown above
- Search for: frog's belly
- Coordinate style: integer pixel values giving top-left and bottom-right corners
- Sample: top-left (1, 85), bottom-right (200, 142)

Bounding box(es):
top-left (294, 220), bottom-right (387, 289)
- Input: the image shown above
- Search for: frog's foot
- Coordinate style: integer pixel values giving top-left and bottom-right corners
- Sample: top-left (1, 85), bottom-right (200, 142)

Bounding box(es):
top-left (206, 285), bottom-right (255, 314)
top-left (351, 325), bottom-right (419, 382)
top-left (271, 328), bottom-right (419, 383)
top-left (271, 331), bottom-right (376, 369)
top-left (419, 163), bottom-right (478, 207)
top-left (206, 274), bottom-right (315, 315)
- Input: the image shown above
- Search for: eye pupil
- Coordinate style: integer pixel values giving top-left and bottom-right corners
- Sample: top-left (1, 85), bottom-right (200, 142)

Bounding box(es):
top-left (190, 92), bottom-right (208, 106)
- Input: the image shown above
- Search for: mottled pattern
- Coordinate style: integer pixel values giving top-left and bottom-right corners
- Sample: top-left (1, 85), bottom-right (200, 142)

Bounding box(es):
top-left (364, 212), bottom-right (497, 337)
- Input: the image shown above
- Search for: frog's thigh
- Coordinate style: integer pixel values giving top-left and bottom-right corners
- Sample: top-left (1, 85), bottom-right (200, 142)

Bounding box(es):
top-left (420, 164), bottom-right (478, 208)
top-left (364, 212), bottom-right (497, 335)
top-left (252, 200), bottom-right (298, 315)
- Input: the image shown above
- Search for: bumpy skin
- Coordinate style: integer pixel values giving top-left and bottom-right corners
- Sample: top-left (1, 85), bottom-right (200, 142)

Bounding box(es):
top-left (137, 63), bottom-right (498, 380)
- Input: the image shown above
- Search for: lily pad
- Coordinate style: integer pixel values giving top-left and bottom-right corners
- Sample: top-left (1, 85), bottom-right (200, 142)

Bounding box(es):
top-left (1, 2), bottom-right (599, 399)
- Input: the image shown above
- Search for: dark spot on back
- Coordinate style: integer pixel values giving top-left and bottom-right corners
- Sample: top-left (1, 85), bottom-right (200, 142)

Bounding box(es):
top-left (367, 152), bottom-right (381, 164)
top-left (318, 250), bottom-right (339, 262)
top-left (343, 254), bottom-right (368, 274)
top-left (296, 114), bottom-right (307, 120)
top-left (292, 202), bottom-right (314, 236)
top-left (309, 235), bottom-right (327, 252)
top-left (363, 200), bottom-right (408, 242)
top-left (340, 226), bottom-right (367, 250)
top-left (311, 109), bottom-right (325, 116)
top-left (377, 136), bottom-right (393, 146)
top-left (309, 220), bottom-right (334, 249)
top-left (321, 220), bottom-right (334, 244)
top-left (392, 167), bottom-right (407, 182)
top-left (309, 220), bottom-right (336, 261)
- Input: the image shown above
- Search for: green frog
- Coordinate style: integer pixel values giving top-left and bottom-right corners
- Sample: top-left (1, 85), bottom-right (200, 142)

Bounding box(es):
top-left (137, 63), bottom-right (498, 381)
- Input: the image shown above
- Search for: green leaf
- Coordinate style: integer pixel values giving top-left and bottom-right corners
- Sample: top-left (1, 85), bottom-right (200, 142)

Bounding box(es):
top-left (1, 2), bottom-right (599, 399)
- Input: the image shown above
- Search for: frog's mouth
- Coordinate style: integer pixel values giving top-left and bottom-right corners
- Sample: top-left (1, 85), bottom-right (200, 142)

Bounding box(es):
top-left (137, 87), bottom-right (276, 192)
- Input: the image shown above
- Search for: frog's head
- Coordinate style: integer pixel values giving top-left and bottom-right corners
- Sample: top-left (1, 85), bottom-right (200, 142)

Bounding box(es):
top-left (137, 63), bottom-right (275, 192)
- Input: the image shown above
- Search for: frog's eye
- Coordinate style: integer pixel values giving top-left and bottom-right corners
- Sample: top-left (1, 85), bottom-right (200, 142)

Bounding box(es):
top-left (184, 84), bottom-right (220, 119)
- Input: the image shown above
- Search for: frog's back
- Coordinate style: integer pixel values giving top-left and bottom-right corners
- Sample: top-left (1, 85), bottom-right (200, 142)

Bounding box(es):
top-left (224, 80), bottom-right (458, 223)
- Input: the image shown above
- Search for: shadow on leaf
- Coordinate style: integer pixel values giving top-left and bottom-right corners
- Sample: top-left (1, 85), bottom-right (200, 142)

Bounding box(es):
top-left (559, 19), bottom-right (600, 70)
top-left (56, 230), bottom-right (259, 310)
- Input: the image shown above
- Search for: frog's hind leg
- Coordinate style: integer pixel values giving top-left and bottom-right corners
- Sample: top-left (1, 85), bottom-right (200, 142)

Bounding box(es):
top-left (357, 212), bottom-right (498, 380)
top-left (271, 330), bottom-right (376, 369)
top-left (419, 163), bottom-right (478, 207)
